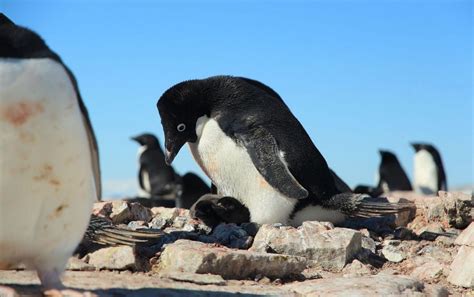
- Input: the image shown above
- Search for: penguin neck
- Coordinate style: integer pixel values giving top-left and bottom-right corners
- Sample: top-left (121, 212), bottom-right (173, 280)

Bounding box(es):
top-left (137, 145), bottom-right (148, 157)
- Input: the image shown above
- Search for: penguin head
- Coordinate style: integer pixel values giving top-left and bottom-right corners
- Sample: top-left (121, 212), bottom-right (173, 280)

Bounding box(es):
top-left (379, 150), bottom-right (398, 163)
top-left (157, 80), bottom-right (209, 165)
top-left (411, 142), bottom-right (437, 153)
top-left (0, 14), bottom-right (56, 60)
top-left (131, 133), bottom-right (160, 147)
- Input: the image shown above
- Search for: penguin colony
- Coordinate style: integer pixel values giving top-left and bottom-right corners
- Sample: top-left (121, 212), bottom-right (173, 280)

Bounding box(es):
top-left (0, 14), bottom-right (449, 290)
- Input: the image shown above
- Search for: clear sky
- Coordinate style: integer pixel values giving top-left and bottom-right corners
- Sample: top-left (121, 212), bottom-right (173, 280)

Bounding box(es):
top-left (2, 0), bottom-right (472, 197)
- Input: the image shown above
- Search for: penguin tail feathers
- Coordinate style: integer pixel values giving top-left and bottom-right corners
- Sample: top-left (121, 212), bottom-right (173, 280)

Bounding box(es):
top-left (324, 193), bottom-right (416, 218)
top-left (84, 215), bottom-right (164, 247)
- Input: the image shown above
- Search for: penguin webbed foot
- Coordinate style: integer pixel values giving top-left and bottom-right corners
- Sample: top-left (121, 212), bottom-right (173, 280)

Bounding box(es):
top-left (190, 194), bottom-right (251, 228)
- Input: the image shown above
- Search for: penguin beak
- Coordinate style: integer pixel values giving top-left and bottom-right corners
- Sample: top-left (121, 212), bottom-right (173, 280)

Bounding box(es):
top-left (164, 148), bottom-right (176, 165)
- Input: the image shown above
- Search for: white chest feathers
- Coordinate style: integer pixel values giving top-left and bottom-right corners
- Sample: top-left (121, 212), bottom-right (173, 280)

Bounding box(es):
top-left (413, 150), bottom-right (438, 195)
top-left (188, 116), bottom-right (297, 224)
top-left (136, 145), bottom-right (151, 197)
top-left (0, 58), bottom-right (96, 273)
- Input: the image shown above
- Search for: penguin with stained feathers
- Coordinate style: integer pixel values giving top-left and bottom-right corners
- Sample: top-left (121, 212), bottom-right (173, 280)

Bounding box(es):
top-left (354, 150), bottom-right (412, 196)
top-left (157, 76), bottom-right (412, 226)
top-left (0, 14), bottom-right (101, 289)
top-left (411, 142), bottom-right (447, 195)
top-left (131, 133), bottom-right (182, 200)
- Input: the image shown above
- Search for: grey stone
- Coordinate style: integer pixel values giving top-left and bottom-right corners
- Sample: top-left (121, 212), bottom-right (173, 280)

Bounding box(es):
top-left (361, 236), bottom-right (376, 253)
top-left (86, 246), bottom-right (136, 271)
top-left (250, 222), bottom-right (361, 271)
top-left (410, 261), bottom-right (444, 281)
top-left (448, 245), bottom-right (474, 288)
top-left (158, 272), bottom-right (226, 285)
top-left (206, 223), bottom-right (253, 249)
top-left (283, 275), bottom-right (427, 296)
top-left (66, 257), bottom-right (95, 271)
top-left (109, 201), bottom-right (132, 224)
top-left (342, 259), bottom-right (372, 277)
top-left (381, 240), bottom-right (406, 263)
top-left (455, 222), bottom-right (474, 247)
top-left (156, 239), bottom-right (307, 279)
top-left (439, 191), bottom-right (473, 229)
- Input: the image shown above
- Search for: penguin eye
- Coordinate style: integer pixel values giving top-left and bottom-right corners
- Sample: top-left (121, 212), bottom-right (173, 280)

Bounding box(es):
top-left (177, 123), bottom-right (186, 132)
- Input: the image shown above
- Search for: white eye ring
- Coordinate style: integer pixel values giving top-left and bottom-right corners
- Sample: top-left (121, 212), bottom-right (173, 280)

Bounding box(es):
top-left (177, 123), bottom-right (186, 132)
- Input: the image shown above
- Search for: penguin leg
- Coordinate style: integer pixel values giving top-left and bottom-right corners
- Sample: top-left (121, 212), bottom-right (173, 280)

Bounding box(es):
top-left (34, 251), bottom-right (69, 290)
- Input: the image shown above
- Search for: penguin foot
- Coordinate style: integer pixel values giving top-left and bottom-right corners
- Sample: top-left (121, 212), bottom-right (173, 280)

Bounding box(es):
top-left (190, 194), bottom-right (251, 227)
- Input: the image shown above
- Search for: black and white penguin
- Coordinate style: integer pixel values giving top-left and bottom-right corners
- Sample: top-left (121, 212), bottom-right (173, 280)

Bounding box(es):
top-left (157, 76), bottom-right (411, 226)
top-left (0, 14), bottom-right (100, 289)
top-left (376, 150), bottom-right (413, 193)
top-left (131, 133), bottom-right (182, 200)
top-left (411, 143), bottom-right (447, 195)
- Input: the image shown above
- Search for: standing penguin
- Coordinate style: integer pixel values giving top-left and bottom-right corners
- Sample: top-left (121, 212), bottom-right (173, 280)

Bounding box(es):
top-left (0, 14), bottom-right (100, 289)
top-left (411, 143), bottom-right (447, 195)
top-left (157, 76), bottom-right (411, 226)
top-left (131, 133), bottom-right (182, 200)
top-left (376, 150), bottom-right (413, 194)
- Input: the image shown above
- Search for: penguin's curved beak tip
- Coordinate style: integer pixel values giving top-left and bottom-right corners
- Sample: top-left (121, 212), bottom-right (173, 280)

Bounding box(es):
top-left (164, 149), bottom-right (175, 166)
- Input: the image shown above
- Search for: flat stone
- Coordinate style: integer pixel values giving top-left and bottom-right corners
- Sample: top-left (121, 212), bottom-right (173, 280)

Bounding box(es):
top-left (128, 203), bottom-right (153, 222)
top-left (284, 275), bottom-right (427, 296)
top-left (410, 261), bottom-right (444, 281)
top-left (250, 222), bottom-right (361, 271)
top-left (156, 240), bottom-right (307, 279)
top-left (158, 272), bottom-right (226, 285)
top-left (381, 240), bottom-right (406, 263)
top-left (448, 245), bottom-right (474, 288)
top-left (86, 246), bottom-right (136, 271)
top-left (438, 191), bottom-right (473, 229)
top-left (455, 222), bottom-right (474, 247)
top-left (66, 257), bottom-right (95, 271)
top-left (361, 236), bottom-right (376, 253)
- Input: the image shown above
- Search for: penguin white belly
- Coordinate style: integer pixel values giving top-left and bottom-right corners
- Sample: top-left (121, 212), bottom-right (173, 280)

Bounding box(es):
top-left (188, 116), bottom-right (297, 224)
top-left (0, 58), bottom-right (96, 272)
top-left (413, 150), bottom-right (438, 195)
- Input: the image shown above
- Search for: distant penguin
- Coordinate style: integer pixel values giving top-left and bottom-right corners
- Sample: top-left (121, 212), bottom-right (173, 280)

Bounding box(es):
top-left (0, 14), bottom-right (100, 289)
top-left (411, 143), bottom-right (447, 195)
top-left (377, 150), bottom-right (413, 193)
top-left (131, 133), bottom-right (182, 199)
top-left (157, 76), bottom-right (411, 226)
top-left (178, 172), bottom-right (211, 209)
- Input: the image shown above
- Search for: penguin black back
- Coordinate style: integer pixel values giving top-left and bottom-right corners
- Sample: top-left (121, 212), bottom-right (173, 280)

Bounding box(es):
top-left (378, 150), bottom-right (412, 192)
top-left (158, 76), bottom-right (339, 202)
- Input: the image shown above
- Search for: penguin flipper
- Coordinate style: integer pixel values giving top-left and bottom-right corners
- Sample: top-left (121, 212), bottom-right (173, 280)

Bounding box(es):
top-left (235, 127), bottom-right (308, 199)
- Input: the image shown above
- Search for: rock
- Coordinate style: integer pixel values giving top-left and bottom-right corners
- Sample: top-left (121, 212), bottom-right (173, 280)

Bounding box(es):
top-left (86, 246), bottom-right (136, 271)
top-left (283, 275), bottom-right (428, 296)
top-left (381, 240), bottom-right (406, 263)
top-left (250, 222), bottom-right (361, 271)
top-left (439, 191), bottom-right (473, 229)
top-left (301, 268), bottom-right (323, 280)
top-left (109, 201), bottom-right (132, 224)
top-left (448, 245), bottom-right (474, 288)
top-left (342, 259), bottom-right (372, 277)
top-left (156, 239), bottom-right (307, 279)
top-left (128, 202), bottom-right (153, 222)
top-left (92, 201), bottom-right (112, 216)
top-left (0, 286), bottom-right (19, 297)
top-left (410, 261), bottom-right (444, 281)
top-left (455, 222), bottom-right (474, 247)
top-left (150, 207), bottom-right (181, 221)
top-left (127, 220), bottom-right (148, 230)
top-left (158, 271), bottom-right (226, 285)
top-left (66, 257), bottom-right (95, 271)
top-left (361, 236), bottom-right (376, 253)
top-left (205, 223), bottom-right (253, 249)
top-left (422, 285), bottom-right (450, 297)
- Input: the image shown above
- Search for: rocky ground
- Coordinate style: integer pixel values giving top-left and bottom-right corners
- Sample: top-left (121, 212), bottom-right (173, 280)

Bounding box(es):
top-left (0, 191), bottom-right (472, 296)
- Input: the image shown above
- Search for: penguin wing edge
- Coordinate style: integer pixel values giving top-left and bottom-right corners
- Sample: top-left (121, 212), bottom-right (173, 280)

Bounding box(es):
top-left (236, 128), bottom-right (309, 200)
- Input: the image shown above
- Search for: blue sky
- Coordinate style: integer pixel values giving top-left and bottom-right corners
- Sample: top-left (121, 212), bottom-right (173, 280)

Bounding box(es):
top-left (2, 0), bottom-right (472, 196)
